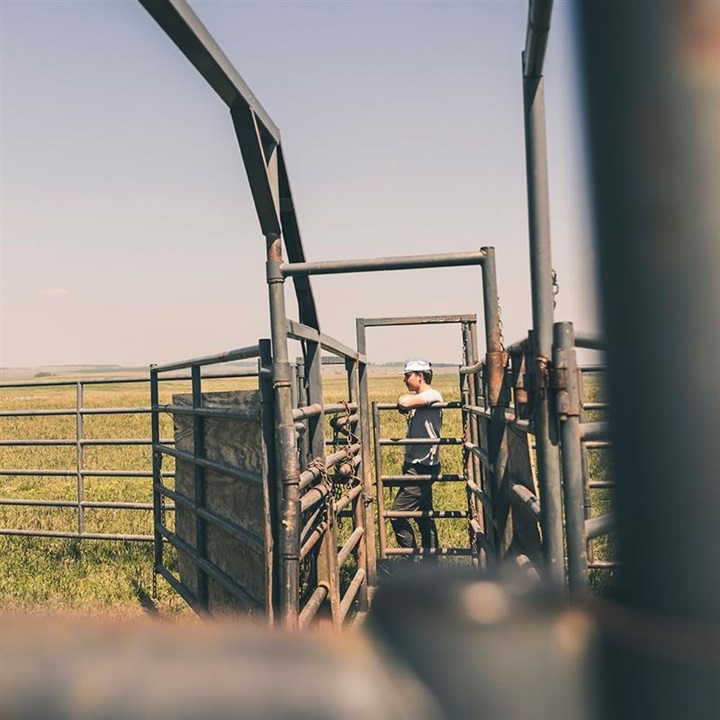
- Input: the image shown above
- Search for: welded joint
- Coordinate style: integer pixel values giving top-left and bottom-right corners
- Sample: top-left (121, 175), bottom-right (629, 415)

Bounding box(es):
top-left (273, 361), bottom-right (293, 390)
top-left (266, 260), bottom-right (285, 284)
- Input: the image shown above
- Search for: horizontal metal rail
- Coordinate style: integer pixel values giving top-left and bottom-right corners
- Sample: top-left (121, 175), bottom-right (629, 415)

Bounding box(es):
top-left (0, 528), bottom-right (152, 541)
top-left (0, 470), bottom-right (159, 478)
top-left (286, 320), bottom-right (365, 364)
top-left (580, 422), bottom-right (611, 441)
top-left (0, 499), bottom-right (154, 511)
top-left (375, 401), bottom-right (462, 411)
top-left (381, 473), bottom-right (465, 485)
top-left (155, 443), bottom-right (262, 487)
top-left (0, 438), bottom-right (173, 447)
top-left (511, 484), bottom-right (542, 520)
top-left (156, 525), bottom-right (262, 610)
top-left (384, 510), bottom-right (469, 519)
top-left (378, 437), bottom-right (462, 447)
top-left (281, 249), bottom-right (488, 277)
top-left (155, 484), bottom-right (264, 554)
top-left (151, 345), bottom-right (261, 374)
top-left (298, 444), bottom-right (361, 491)
top-left (154, 404), bottom-right (260, 421)
top-left (586, 513), bottom-right (617, 540)
top-left (337, 526), bottom-right (364, 567)
top-left (334, 483), bottom-right (363, 513)
top-left (360, 314), bottom-right (477, 327)
top-left (385, 547), bottom-right (473, 557)
top-left (0, 407), bottom-right (152, 418)
top-left (0, 370), bottom-right (258, 391)
top-left (292, 402), bottom-right (358, 422)
top-left (298, 586), bottom-right (328, 629)
top-left (574, 332), bottom-right (604, 351)
top-left (338, 568), bottom-right (366, 624)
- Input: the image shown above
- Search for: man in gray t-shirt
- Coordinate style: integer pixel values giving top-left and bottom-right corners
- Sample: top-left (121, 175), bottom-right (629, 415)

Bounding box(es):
top-left (392, 358), bottom-right (443, 560)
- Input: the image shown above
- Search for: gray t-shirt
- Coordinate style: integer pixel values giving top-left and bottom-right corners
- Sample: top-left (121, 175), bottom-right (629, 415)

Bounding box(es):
top-left (404, 388), bottom-right (443, 466)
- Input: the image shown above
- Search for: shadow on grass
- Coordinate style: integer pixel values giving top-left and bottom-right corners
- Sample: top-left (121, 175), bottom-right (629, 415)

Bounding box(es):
top-left (132, 579), bottom-right (159, 616)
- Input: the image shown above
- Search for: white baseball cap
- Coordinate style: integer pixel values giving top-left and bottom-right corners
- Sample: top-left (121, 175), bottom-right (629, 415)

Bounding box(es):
top-left (404, 358), bottom-right (432, 373)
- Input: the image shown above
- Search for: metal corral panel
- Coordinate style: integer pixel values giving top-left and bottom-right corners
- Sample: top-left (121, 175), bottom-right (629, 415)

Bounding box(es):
top-left (172, 391), bottom-right (272, 617)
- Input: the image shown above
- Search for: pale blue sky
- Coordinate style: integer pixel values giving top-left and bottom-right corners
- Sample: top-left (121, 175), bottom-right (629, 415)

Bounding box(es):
top-left (0, 0), bottom-right (598, 368)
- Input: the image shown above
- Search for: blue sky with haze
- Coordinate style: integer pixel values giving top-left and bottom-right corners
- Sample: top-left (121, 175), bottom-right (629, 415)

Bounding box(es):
top-left (1, 0), bottom-right (598, 368)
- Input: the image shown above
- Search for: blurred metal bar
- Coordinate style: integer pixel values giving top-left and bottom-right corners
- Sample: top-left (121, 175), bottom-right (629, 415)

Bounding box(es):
top-left (576, 0), bottom-right (720, 715)
top-left (585, 513), bottom-right (616, 541)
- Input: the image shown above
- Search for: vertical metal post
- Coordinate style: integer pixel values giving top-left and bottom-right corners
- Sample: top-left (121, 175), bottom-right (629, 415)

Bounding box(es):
top-left (304, 341), bottom-right (325, 460)
top-left (356, 319), bottom-right (378, 590)
top-left (576, 2), bottom-right (720, 715)
top-left (461, 322), bottom-right (484, 562)
top-left (191, 365), bottom-right (208, 610)
top-left (522, 67), bottom-right (564, 589)
top-left (293, 358), bottom-right (307, 471)
top-left (150, 367), bottom-right (163, 585)
top-left (75, 382), bottom-right (84, 537)
top-left (259, 339), bottom-right (278, 622)
top-left (347, 356), bottom-right (369, 611)
top-left (266, 235), bottom-right (301, 629)
top-left (480, 249), bottom-right (511, 556)
top-left (371, 401), bottom-right (388, 560)
top-left (553, 322), bottom-right (587, 594)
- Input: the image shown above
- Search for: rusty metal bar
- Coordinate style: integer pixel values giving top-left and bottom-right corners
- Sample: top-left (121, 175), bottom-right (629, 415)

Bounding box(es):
top-left (337, 526), bottom-right (364, 567)
top-left (511, 484), bottom-right (541, 520)
top-left (338, 568), bottom-right (366, 623)
top-left (585, 513), bottom-right (617, 541)
top-left (298, 585), bottom-right (328, 629)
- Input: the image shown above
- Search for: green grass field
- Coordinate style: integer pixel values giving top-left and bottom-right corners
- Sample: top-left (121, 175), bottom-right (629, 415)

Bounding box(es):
top-left (0, 369), bottom-right (615, 616)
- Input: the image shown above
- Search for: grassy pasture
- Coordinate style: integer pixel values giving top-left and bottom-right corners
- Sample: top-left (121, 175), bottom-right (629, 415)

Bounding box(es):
top-left (0, 369), bottom-right (614, 616)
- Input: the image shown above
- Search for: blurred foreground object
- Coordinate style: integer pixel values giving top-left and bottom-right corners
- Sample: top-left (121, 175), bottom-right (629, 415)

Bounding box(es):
top-left (1, 570), bottom-right (596, 720)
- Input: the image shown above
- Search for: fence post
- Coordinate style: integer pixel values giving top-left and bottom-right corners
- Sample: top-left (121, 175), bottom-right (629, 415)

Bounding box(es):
top-left (577, 1), bottom-right (720, 714)
top-left (481, 248), bottom-right (511, 557)
top-left (75, 382), bottom-right (84, 538)
top-left (266, 235), bottom-right (301, 629)
top-left (150, 367), bottom-right (163, 590)
top-left (553, 322), bottom-right (588, 594)
top-left (522, 61), bottom-right (564, 592)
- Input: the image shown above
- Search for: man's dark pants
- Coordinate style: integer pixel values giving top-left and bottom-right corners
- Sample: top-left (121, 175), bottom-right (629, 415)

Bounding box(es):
top-left (390, 462), bottom-right (440, 559)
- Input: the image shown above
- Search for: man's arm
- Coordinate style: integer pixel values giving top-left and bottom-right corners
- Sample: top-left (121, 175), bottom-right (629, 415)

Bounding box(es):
top-left (397, 391), bottom-right (439, 410)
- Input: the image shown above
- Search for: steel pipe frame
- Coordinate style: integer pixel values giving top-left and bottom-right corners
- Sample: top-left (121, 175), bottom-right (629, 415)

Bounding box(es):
top-left (281, 250), bottom-right (488, 277)
top-left (553, 322), bottom-right (588, 595)
top-left (358, 314), bottom-right (486, 569)
top-left (521, 0), bottom-right (563, 590)
top-left (576, 1), bottom-right (720, 715)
